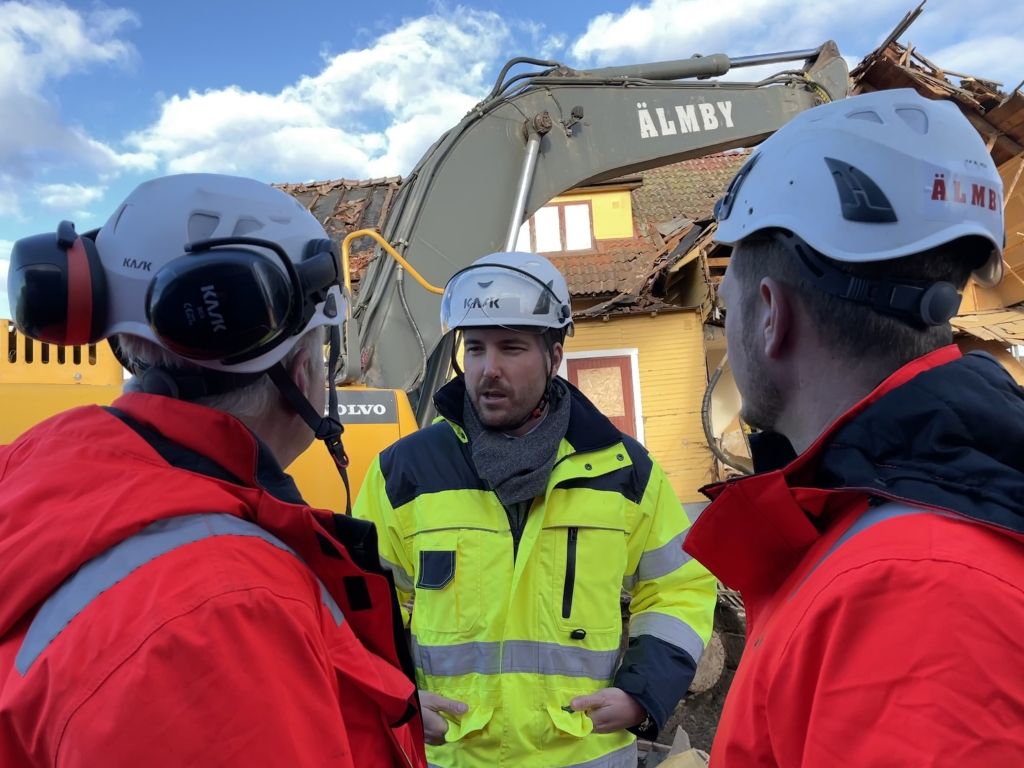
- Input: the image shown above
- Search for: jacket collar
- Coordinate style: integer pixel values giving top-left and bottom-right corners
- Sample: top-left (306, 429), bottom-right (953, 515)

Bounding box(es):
top-left (760, 345), bottom-right (963, 485)
top-left (113, 393), bottom-right (304, 504)
top-left (684, 345), bottom-right (965, 598)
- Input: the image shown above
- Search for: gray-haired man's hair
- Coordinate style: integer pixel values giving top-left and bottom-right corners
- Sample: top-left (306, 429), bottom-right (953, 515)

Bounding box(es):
top-left (118, 329), bottom-right (325, 424)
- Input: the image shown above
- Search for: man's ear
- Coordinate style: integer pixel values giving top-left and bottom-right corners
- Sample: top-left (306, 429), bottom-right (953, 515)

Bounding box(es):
top-left (759, 277), bottom-right (793, 360)
top-left (287, 345), bottom-right (314, 397)
top-left (550, 341), bottom-right (564, 377)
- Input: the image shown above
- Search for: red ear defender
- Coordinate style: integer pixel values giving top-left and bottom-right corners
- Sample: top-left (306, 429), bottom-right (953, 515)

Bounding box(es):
top-left (63, 228), bottom-right (99, 345)
top-left (9, 221), bottom-right (108, 346)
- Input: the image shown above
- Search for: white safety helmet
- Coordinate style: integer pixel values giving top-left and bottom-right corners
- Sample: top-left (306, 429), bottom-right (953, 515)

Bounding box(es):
top-left (714, 88), bottom-right (1004, 286)
top-left (440, 251), bottom-right (574, 335)
top-left (96, 173), bottom-right (345, 373)
top-left (11, 173), bottom-right (352, 486)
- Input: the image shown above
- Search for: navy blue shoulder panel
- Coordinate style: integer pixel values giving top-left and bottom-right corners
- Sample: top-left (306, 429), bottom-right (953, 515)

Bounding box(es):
top-left (554, 434), bottom-right (654, 505)
top-left (379, 422), bottom-right (488, 509)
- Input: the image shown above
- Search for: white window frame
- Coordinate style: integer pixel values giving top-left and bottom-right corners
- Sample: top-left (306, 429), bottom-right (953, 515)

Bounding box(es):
top-left (516, 200), bottom-right (595, 254)
top-left (559, 347), bottom-right (644, 444)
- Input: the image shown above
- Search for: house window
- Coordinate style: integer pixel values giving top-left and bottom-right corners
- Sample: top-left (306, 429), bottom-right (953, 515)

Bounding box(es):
top-left (516, 201), bottom-right (594, 253)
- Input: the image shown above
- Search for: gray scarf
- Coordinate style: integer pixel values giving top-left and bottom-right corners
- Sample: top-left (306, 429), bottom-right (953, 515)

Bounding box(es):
top-left (463, 379), bottom-right (571, 507)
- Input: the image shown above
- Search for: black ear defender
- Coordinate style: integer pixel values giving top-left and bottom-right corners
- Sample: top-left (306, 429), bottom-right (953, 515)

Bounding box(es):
top-left (8, 221), bottom-right (109, 345)
top-left (146, 236), bottom-right (342, 364)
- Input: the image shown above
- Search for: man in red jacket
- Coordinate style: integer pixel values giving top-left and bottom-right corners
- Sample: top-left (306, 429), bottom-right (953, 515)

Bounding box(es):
top-left (686, 89), bottom-right (1024, 766)
top-left (0, 174), bottom-right (426, 767)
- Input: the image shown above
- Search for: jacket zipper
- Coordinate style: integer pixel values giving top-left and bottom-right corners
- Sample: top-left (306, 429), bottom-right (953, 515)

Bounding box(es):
top-left (561, 527), bottom-right (578, 619)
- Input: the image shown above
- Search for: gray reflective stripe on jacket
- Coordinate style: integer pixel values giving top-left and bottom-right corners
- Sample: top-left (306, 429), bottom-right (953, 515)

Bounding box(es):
top-left (16, 513), bottom-right (343, 675)
top-left (380, 555), bottom-right (415, 592)
top-left (568, 742), bottom-right (638, 768)
top-left (683, 501), bottom-right (708, 524)
top-left (426, 736), bottom-right (637, 767)
top-left (621, 502), bottom-right (706, 592)
top-left (795, 502), bottom-right (956, 595)
top-left (412, 638), bottom-right (621, 680)
top-left (635, 532), bottom-right (690, 582)
top-left (628, 612), bottom-right (705, 663)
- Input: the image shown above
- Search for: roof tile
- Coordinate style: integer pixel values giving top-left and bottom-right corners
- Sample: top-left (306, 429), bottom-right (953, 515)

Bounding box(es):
top-left (631, 150), bottom-right (749, 227)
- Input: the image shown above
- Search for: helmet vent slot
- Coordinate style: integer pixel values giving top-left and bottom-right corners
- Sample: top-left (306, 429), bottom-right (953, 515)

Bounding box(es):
top-left (187, 213), bottom-right (220, 242)
top-left (824, 157), bottom-right (898, 224)
top-left (895, 107), bottom-right (929, 135)
top-left (847, 109), bottom-right (883, 124)
top-left (232, 217), bottom-right (263, 237)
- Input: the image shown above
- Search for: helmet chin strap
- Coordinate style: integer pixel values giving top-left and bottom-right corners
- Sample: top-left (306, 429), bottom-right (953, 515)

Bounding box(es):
top-left (773, 230), bottom-right (963, 328)
top-left (267, 324), bottom-right (351, 513)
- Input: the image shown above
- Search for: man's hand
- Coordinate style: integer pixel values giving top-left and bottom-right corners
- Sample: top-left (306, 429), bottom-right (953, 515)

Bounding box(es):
top-left (419, 691), bottom-right (468, 745)
top-left (570, 687), bottom-right (646, 734)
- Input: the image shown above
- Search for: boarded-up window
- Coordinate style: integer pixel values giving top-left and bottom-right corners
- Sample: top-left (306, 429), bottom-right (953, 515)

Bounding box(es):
top-left (576, 367), bottom-right (626, 416)
top-left (567, 354), bottom-right (638, 437)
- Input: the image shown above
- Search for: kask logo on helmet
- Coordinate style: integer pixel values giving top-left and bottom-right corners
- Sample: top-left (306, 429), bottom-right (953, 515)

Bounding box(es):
top-left (122, 257), bottom-right (152, 272)
top-left (465, 297), bottom-right (501, 309)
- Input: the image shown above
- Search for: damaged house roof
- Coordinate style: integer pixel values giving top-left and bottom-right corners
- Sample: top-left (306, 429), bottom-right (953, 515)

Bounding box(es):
top-left (277, 157), bottom-right (745, 303)
top-left (632, 152), bottom-right (749, 225)
top-left (550, 152), bottom-right (750, 302)
top-left (850, 3), bottom-right (1024, 168)
top-left (274, 177), bottom-right (401, 280)
top-left (549, 237), bottom-right (653, 298)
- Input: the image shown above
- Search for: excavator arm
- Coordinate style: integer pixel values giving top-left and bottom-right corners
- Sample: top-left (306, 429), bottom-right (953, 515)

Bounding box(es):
top-left (351, 42), bottom-right (849, 422)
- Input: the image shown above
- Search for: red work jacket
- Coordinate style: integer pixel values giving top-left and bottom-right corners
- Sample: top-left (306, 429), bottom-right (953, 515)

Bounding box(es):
top-left (0, 394), bottom-right (426, 767)
top-left (686, 347), bottom-right (1024, 766)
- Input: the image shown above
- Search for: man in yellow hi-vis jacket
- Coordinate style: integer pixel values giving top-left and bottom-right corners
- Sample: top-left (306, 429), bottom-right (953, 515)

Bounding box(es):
top-left (354, 251), bottom-right (716, 768)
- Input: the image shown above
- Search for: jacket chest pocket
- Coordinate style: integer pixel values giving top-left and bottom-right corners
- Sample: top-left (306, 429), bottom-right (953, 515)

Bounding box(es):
top-left (542, 510), bottom-right (628, 635)
top-left (410, 527), bottom-right (493, 636)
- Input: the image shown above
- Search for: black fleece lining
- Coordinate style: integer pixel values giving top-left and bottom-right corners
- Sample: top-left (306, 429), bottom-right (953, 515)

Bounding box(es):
top-left (104, 407), bottom-right (305, 505)
top-left (815, 352), bottom-right (1024, 534)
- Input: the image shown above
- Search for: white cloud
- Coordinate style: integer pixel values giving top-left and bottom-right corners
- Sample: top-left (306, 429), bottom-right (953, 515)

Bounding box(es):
top-left (569, 0), bottom-right (1024, 89)
top-left (928, 37), bottom-right (1024, 91)
top-left (0, 2), bottom-right (145, 217)
top-left (0, 174), bottom-right (20, 219)
top-left (36, 183), bottom-right (106, 210)
top-left (539, 34), bottom-right (567, 61)
top-left (570, 0), bottom-right (879, 65)
top-left (512, 19), bottom-right (567, 61)
top-left (126, 10), bottom-right (510, 182)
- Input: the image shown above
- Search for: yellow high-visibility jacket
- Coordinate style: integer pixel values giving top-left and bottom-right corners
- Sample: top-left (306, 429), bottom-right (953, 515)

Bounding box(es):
top-left (354, 378), bottom-right (716, 768)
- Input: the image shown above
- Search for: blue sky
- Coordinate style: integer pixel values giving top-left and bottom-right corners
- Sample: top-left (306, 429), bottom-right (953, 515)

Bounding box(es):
top-left (2, 0), bottom-right (1022, 316)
